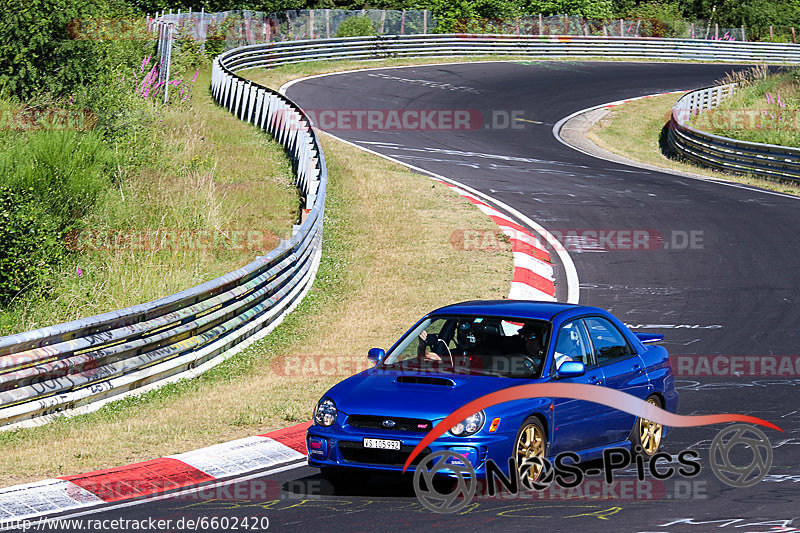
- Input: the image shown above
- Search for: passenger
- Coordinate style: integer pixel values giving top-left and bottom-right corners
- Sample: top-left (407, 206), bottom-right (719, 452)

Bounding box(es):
top-left (514, 323), bottom-right (546, 359)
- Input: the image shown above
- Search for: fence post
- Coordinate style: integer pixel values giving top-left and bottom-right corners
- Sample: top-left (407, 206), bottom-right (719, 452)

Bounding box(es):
top-left (423, 10), bottom-right (428, 33)
top-left (715, 23), bottom-right (718, 40)
top-left (690, 22), bottom-right (694, 39)
top-left (635, 19), bottom-right (641, 37)
top-left (793, 27), bottom-right (797, 43)
top-left (770, 25), bottom-right (774, 38)
top-left (309, 9), bottom-right (314, 39)
top-left (741, 25), bottom-right (746, 41)
top-left (538, 13), bottom-right (542, 36)
top-left (401, 9), bottom-right (406, 34)
top-left (563, 14), bottom-right (568, 35)
top-left (325, 9), bottom-right (330, 38)
top-left (163, 24), bottom-right (173, 104)
top-left (380, 10), bottom-right (386, 34)
top-left (619, 18), bottom-right (623, 36)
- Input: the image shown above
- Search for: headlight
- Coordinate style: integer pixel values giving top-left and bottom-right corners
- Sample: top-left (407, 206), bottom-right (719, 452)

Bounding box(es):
top-left (314, 398), bottom-right (337, 427)
top-left (450, 411), bottom-right (485, 436)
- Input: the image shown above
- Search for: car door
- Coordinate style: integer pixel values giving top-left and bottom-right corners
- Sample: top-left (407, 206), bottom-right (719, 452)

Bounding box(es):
top-left (550, 319), bottom-right (607, 455)
top-left (585, 316), bottom-right (651, 446)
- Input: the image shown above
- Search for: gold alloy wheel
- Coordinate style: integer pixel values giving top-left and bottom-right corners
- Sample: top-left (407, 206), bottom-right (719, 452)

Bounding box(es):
top-left (516, 423), bottom-right (546, 484)
top-left (639, 397), bottom-right (664, 455)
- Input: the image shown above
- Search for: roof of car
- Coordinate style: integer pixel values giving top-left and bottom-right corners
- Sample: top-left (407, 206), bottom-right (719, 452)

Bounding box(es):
top-left (428, 300), bottom-right (583, 321)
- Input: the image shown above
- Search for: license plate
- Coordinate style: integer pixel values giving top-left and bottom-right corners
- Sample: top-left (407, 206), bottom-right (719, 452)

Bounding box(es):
top-left (363, 438), bottom-right (401, 450)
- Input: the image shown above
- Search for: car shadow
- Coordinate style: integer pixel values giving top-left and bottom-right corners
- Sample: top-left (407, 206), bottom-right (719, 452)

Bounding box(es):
top-left (282, 471), bottom-right (419, 498)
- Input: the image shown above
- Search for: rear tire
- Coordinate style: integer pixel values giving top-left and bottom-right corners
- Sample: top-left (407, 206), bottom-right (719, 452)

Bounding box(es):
top-left (631, 395), bottom-right (664, 456)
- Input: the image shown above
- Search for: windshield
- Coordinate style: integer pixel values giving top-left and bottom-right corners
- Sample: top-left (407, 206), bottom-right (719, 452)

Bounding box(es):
top-left (381, 315), bottom-right (550, 378)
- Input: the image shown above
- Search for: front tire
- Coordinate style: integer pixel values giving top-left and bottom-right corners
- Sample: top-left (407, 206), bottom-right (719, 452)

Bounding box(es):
top-left (514, 416), bottom-right (548, 489)
top-left (632, 395), bottom-right (664, 456)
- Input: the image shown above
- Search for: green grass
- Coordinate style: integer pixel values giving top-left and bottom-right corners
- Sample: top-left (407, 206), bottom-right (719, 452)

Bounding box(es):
top-left (0, 67), bottom-right (299, 336)
top-left (587, 92), bottom-right (800, 196)
top-left (689, 68), bottom-right (800, 147)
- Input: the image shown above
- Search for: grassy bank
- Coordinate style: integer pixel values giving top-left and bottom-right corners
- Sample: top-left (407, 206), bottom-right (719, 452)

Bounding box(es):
top-left (587, 92), bottom-right (800, 196)
top-left (0, 67), bottom-right (299, 335)
top-left (689, 68), bottom-right (800, 147)
top-left (0, 67), bottom-right (512, 486)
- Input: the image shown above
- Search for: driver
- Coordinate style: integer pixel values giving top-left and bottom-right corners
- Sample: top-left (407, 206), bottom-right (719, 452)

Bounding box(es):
top-left (417, 321), bottom-right (478, 364)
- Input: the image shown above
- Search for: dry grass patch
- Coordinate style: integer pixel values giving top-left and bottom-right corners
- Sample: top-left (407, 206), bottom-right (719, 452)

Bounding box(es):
top-left (0, 114), bottom-right (512, 486)
top-left (587, 93), bottom-right (800, 196)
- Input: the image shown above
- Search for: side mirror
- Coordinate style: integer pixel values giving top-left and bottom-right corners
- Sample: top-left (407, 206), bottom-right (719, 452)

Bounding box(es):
top-left (368, 348), bottom-right (385, 365)
top-left (556, 361), bottom-right (586, 378)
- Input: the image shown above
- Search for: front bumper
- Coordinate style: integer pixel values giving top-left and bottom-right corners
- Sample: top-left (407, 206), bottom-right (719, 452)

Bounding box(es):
top-left (306, 424), bottom-right (514, 478)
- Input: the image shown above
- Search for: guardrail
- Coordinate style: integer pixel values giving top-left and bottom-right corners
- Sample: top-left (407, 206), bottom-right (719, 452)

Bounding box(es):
top-left (0, 58), bottom-right (326, 429)
top-left (668, 84), bottom-right (800, 181)
top-left (220, 34), bottom-right (800, 70)
top-left (3, 34), bottom-right (800, 429)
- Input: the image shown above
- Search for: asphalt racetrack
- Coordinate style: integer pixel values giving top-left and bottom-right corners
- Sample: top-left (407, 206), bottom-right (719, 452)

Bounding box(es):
top-left (87, 62), bottom-right (800, 532)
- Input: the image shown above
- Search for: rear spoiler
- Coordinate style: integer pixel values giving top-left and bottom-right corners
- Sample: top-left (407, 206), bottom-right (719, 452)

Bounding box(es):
top-left (634, 332), bottom-right (664, 345)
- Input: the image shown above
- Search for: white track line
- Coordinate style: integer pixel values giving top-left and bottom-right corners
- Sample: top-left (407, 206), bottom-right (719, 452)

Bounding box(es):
top-left (552, 94), bottom-right (800, 202)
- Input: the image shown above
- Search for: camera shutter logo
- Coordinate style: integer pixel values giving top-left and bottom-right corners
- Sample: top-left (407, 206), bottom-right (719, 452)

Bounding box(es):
top-left (710, 424), bottom-right (772, 488)
top-left (519, 456), bottom-right (556, 491)
top-left (413, 450), bottom-right (477, 513)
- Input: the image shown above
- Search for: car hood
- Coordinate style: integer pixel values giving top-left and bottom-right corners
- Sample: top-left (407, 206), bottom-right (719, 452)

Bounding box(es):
top-left (326, 369), bottom-right (543, 420)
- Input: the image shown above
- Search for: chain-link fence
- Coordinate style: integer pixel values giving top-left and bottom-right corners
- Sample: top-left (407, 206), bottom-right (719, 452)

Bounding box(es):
top-left (455, 15), bottom-right (746, 41)
top-left (150, 9), bottom-right (436, 51)
top-left (147, 9), bottom-right (799, 48)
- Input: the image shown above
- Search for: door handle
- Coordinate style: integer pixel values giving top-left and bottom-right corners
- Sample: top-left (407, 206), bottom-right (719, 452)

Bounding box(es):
top-left (632, 364), bottom-right (642, 373)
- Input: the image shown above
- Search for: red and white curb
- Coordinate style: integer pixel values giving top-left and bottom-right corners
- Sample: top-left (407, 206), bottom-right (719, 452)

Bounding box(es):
top-left (436, 180), bottom-right (556, 301)
top-left (0, 422), bottom-right (310, 525)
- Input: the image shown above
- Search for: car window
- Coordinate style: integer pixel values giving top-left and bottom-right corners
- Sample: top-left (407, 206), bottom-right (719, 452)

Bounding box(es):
top-left (584, 316), bottom-right (633, 364)
top-left (392, 317), bottom-right (451, 363)
top-left (553, 319), bottom-right (594, 370)
top-left (382, 315), bottom-right (550, 378)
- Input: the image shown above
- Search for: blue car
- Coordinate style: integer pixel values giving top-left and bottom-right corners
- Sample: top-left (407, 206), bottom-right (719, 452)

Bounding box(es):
top-left (306, 300), bottom-right (678, 485)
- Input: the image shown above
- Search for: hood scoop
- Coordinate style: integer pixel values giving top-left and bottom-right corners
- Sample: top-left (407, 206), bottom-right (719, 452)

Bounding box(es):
top-left (395, 376), bottom-right (455, 387)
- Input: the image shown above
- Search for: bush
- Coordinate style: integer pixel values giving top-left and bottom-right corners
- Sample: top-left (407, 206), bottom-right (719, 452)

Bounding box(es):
top-left (0, 129), bottom-right (113, 222)
top-left (0, 187), bottom-right (67, 306)
top-left (335, 16), bottom-right (377, 37)
top-left (626, 1), bottom-right (689, 37)
top-left (0, 0), bottom-right (146, 100)
top-left (0, 128), bottom-right (114, 304)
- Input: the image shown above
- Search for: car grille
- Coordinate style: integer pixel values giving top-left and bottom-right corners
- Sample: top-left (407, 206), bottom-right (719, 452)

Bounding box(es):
top-left (338, 441), bottom-right (431, 466)
top-left (347, 414), bottom-right (432, 432)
